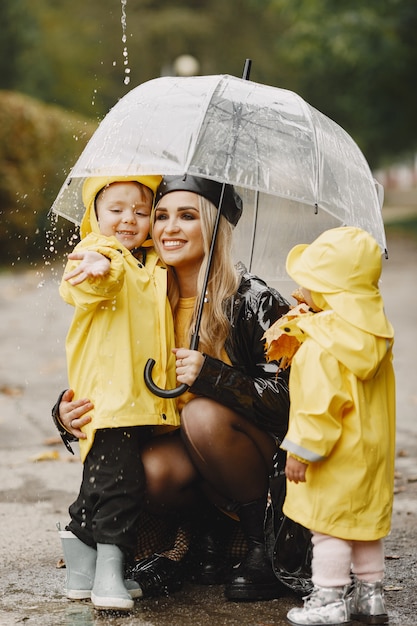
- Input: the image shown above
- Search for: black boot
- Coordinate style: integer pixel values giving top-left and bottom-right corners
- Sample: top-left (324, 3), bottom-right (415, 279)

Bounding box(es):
top-left (187, 505), bottom-right (237, 585)
top-left (128, 554), bottom-right (183, 597)
top-left (224, 497), bottom-right (284, 601)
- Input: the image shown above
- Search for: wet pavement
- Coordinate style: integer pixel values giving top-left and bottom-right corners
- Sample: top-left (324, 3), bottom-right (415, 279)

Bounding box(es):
top-left (0, 226), bottom-right (416, 625)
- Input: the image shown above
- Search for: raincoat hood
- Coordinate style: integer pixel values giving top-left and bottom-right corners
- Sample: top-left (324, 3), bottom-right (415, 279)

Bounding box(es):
top-left (298, 310), bottom-right (392, 381)
top-left (80, 175), bottom-right (162, 239)
top-left (286, 227), bottom-right (393, 338)
top-left (155, 174), bottom-right (243, 226)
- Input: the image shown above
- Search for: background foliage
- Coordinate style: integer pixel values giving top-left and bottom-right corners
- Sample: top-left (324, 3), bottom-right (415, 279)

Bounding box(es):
top-left (0, 92), bottom-right (95, 264)
top-left (0, 0), bottom-right (416, 263)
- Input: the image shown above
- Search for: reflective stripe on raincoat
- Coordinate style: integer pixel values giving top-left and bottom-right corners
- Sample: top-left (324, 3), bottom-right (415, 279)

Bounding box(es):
top-left (60, 233), bottom-right (180, 462)
top-left (281, 309), bottom-right (395, 541)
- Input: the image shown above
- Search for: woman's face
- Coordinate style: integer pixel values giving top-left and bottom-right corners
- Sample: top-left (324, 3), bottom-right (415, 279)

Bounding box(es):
top-left (153, 191), bottom-right (205, 270)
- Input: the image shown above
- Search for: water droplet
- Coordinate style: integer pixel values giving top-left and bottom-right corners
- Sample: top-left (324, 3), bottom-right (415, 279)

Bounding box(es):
top-left (120, 0), bottom-right (130, 86)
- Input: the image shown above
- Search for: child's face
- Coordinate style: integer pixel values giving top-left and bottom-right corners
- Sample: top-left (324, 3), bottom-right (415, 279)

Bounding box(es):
top-left (95, 181), bottom-right (152, 250)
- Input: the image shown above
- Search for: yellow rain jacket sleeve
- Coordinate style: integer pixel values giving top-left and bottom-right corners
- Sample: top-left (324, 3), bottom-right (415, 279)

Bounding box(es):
top-left (60, 233), bottom-right (180, 462)
top-left (281, 310), bottom-right (395, 541)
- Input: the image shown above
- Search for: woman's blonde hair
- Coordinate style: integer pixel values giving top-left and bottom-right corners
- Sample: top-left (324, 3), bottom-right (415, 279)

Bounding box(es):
top-left (155, 196), bottom-right (240, 359)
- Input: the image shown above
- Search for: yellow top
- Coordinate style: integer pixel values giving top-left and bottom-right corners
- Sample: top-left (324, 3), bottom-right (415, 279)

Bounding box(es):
top-left (175, 296), bottom-right (232, 411)
top-left (175, 297), bottom-right (197, 411)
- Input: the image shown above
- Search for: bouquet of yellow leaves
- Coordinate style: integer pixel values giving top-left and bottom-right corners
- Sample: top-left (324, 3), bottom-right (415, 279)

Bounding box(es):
top-left (263, 291), bottom-right (313, 369)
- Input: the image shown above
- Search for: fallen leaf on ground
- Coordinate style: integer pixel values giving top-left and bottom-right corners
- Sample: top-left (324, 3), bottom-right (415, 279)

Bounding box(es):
top-left (30, 450), bottom-right (60, 462)
top-left (0, 384), bottom-right (24, 397)
top-left (397, 449), bottom-right (409, 457)
top-left (43, 437), bottom-right (62, 446)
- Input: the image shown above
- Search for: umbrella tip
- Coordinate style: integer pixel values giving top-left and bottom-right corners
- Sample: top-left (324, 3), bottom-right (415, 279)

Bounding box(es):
top-left (242, 59), bottom-right (252, 80)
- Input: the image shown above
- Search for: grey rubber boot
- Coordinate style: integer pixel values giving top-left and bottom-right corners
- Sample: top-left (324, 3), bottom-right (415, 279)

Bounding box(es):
top-left (350, 579), bottom-right (389, 624)
top-left (91, 543), bottom-right (134, 611)
top-left (59, 530), bottom-right (96, 600)
top-left (59, 529), bottom-right (142, 600)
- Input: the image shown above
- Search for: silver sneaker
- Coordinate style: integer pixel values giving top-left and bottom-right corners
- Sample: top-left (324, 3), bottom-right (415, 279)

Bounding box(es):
top-left (350, 579), bottom-right (389, 624)
top-left (287, 584), bottom-right (351, 625)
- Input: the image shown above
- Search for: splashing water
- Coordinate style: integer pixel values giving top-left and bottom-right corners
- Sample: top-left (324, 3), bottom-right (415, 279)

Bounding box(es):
top-left (121, 0), bottom-right (130, 85)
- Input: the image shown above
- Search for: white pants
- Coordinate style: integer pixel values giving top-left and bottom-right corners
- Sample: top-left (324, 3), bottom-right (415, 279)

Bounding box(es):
top-left (311, 532), bottom-right (385, 587)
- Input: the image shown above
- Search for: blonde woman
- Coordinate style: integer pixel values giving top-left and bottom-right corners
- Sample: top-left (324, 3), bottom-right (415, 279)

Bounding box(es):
top-left (55, 175), bottom-right (291, 602)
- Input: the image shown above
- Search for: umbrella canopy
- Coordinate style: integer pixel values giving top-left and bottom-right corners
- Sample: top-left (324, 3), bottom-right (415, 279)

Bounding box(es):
top-left (51, 74), bottom-right (386, 282)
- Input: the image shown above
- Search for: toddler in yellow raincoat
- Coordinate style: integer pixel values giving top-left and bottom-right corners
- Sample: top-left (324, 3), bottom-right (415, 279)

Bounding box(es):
top-left (280, 227), bottom-right (395, 626)
top-left (58, 176), bottom-right (180, 611)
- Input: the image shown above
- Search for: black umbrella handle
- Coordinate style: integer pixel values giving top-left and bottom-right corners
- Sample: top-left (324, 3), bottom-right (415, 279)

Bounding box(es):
top-left (144, 333), bottom-right (200, 399)
top-left (144, 359), bottom-right (189, 399)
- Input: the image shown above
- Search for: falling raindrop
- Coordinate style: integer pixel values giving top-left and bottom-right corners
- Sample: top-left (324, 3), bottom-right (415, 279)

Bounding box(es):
top-left (120, 0), bottom-right (131, 85)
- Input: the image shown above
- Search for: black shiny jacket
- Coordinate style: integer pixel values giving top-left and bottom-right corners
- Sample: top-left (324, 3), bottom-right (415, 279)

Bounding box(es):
top-left (189, 264), bottom-right (290, 441)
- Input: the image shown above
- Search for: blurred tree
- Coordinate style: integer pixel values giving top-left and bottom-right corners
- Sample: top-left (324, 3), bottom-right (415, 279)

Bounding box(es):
top-left (270, 0), bottom-right (417, 166)
top-left (0, 1), bottom-right (50, 95)
top-left (1, 0), bottom-right (416, 167)
top-left (0, 91), bottom-right (96, 264)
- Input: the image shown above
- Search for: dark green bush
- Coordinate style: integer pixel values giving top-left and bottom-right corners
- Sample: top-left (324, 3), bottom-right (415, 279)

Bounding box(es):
top-left (0, 90), bottom-right (96, 266)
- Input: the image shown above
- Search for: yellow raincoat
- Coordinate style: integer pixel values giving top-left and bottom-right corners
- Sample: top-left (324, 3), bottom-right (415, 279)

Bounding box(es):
top-left (60, 179), bottom-right (180, 463)
top-left (281, 311), bottom-right (395, 540)
top-left (281, 227), bottom-right (395, 541)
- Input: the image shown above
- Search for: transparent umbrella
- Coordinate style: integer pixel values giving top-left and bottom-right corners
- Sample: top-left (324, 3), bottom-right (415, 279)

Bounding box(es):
top-left (51, 71), bottom-right (387, 396)
top-left (51, 72), bottom-right (387, 289)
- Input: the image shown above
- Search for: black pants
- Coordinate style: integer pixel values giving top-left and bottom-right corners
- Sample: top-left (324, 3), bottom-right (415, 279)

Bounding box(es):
top-left (68, 427), bottom-right (148, 555)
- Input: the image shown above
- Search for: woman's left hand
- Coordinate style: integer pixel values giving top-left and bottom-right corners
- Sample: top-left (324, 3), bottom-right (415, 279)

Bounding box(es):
top-left (173, 348), bottom-right (204, 387)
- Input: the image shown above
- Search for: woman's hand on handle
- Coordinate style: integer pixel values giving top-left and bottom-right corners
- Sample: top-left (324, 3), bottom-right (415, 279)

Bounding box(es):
top-left (59, 389), bottom-right (93, 440)
top-left (173, 348), bottom-right (204, 387)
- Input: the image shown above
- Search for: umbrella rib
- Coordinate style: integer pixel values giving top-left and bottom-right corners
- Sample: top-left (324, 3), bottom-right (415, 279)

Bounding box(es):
top-left (247, 191), bottom-right (259, 272)
top-left (183, 76), bottom-right (227, 173)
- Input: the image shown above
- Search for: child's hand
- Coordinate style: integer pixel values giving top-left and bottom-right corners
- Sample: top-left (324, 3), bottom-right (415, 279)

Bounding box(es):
top-left (64, 250), bottom-right (111, 285)
top-left (285, 455), bottom-right (308, 483)
top-left (59, 389), bottom-right (92, 439)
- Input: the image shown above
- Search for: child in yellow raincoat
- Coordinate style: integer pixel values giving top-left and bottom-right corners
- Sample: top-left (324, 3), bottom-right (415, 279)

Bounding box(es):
top-left (280, 227), bottom-right (395, 626)
top-left (58, 176), bottom-right (180, 611)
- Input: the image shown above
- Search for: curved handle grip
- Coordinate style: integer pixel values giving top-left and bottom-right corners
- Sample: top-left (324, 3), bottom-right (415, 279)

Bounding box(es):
top-left (144, 358), bottom-right (189, 399)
